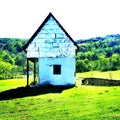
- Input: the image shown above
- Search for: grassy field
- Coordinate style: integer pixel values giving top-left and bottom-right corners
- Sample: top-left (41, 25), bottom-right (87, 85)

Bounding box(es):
top-left (0, 76), bottom-right (33, 92)
top-left (0, 71), bottom-right (120, 120)
top-left (76, 70), bottom-right (120, 80)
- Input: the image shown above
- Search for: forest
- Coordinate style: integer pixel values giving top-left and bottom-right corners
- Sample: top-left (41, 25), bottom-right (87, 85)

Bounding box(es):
top-left (76, 34), bottom-right (120, 72)
top-left (0, 34), bottom-right (120, 79)
top-left (0, 38), bottom-right (26, 79)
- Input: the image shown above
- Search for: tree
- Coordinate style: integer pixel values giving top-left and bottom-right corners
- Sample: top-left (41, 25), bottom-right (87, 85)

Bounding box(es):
top-left (15, 53), bottom-right (26, 66)
top-left (76, 52), bottom-right (86, 60)
top-left (99, 57), bottom-right (111, 71)
top-left (3, 53), bottom-right (14, 65)
top-left (105, 48), bottom-right (114, 57)
top-left (0, 61), bottom-right (13, 79)
top-left (76, 60), bottom-right (89, 72)
top-left (110, 54), bottom-right (120, 70)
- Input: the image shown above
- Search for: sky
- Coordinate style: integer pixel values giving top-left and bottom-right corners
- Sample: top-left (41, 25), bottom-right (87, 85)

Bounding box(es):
top-left (0, 0), bottom-right (120, 40)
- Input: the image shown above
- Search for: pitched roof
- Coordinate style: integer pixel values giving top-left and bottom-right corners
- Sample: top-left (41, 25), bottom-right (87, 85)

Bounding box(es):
top-left (22, 12), bottom-right (79, 51)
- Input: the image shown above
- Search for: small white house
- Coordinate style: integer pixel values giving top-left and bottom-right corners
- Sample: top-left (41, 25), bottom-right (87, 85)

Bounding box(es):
top-left (23, 13), bottom-right (78, 86)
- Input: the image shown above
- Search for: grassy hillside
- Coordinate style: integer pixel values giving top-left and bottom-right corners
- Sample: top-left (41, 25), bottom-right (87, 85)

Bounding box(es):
top-left (0, 76), bottom-right (120, 120)
top-left (0, 85), bottom-right (120, 120)
top-left (76, 70), bottom-right (120, 80)
top-left (0, 35), bottom-right (120, 119)
top-left (0, 77), bottom-right (33, 92)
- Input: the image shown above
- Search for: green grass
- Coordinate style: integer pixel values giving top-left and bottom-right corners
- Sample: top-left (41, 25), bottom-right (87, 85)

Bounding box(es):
top-left (0, 78), bottom-right (25, 92)
top-left (0, 77), bottom-right (33, 92)
top-left (0, 84), bottom-right (120, 120)
top-left (76, 70), bottom-right (120, 80)
top-left (0, 72), bottom-right (120, 120)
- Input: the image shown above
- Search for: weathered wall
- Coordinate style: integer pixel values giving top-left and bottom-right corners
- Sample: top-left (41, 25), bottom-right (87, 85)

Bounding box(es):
top-left (38, 57), bottom-right (76, 86)
top-left (25, 15), bottom-right (77, 86)
top-left (26, 16), bottom-right (77, 58)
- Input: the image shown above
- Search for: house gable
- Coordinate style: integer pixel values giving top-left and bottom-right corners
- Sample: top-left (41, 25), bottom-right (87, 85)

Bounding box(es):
top-left (23, 13), bottom-right (78, 58)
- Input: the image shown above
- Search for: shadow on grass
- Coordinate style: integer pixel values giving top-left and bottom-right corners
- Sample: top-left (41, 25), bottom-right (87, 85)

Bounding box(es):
top-left (0, 85), bottom-right (73, 101)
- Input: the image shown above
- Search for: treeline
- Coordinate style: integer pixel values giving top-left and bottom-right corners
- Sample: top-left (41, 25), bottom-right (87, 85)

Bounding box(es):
top-left (0, 34), bottom-right (120, 79)
top-left (0, 38), bottom-right (27, 79)
top-left (76, 34), bottom-right (120, 72)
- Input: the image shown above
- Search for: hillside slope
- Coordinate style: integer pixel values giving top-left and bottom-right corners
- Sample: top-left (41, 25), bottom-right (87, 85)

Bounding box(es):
top-left (76, 34), bottom-right (120, 72)
top-left (0, 79), bottom-right (120, 120)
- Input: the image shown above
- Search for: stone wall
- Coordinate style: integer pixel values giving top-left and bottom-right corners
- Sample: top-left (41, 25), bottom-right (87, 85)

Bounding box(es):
top-left (82, 78), bottom-right (120, 86)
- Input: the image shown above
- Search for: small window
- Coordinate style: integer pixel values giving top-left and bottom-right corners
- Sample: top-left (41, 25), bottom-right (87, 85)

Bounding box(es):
top-left (53, 65), bottom-right (61, 75)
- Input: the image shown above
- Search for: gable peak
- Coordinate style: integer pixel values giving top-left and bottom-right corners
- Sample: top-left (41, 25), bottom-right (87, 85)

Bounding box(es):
top-left (22, 12), bottom-right (79, 50)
